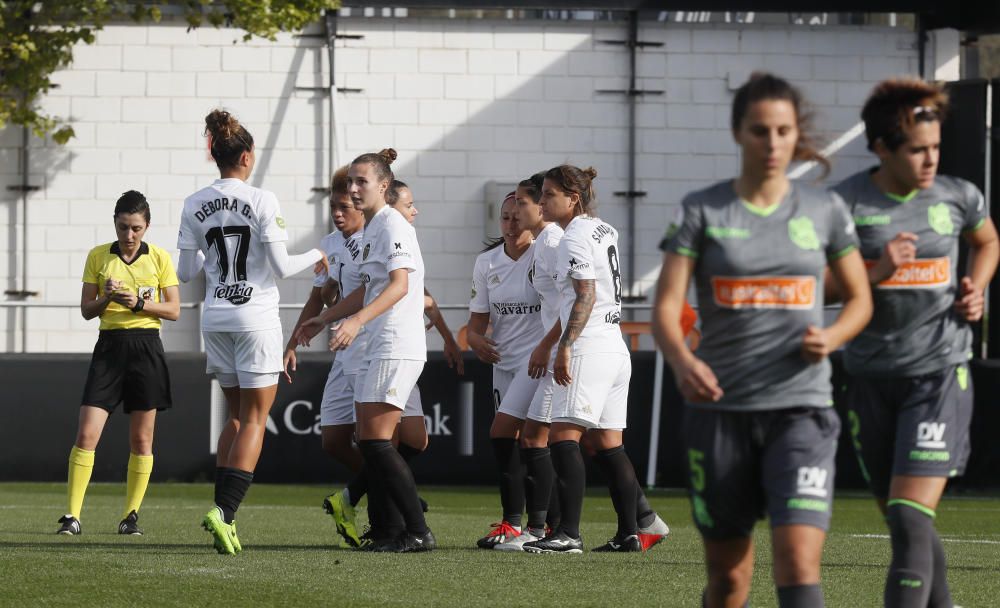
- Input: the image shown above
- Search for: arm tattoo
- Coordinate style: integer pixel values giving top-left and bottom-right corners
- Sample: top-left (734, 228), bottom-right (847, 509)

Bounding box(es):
top-left (559, 278), bottom-right (595, 348)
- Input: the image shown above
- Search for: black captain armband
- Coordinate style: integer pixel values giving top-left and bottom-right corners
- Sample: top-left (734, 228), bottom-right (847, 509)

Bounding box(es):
top-left (131, 298), bottom-right (145, 313)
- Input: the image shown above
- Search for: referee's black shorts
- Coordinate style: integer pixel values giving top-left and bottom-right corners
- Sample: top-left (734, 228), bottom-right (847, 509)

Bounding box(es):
top-left (81, 329), bottom-right (172, 413)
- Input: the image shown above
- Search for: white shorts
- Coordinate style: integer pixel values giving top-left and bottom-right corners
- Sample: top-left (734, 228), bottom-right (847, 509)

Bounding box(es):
top-left (494, 364), bottom-right (542, 421)
top-left (402, 385), bottom-right (423, 418)
top-left (204, 328), bottom-right (283, 388)
top-left (551, 352), bottom-right (631, 430)
top-left (526, 352), bottom-right (559, 424)
top-left (355, 358), bottom-right (424, 411)
top-left (320, 361), bottom-right (356, 427)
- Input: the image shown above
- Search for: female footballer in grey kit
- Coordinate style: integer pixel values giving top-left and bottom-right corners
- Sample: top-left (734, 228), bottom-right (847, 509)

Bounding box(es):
top-left (830, 78), bottom-right (999, 608)
top-left (653, 73), bottom-right (872, 607)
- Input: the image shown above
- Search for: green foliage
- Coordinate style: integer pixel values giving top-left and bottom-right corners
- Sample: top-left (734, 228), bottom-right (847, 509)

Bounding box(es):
top-left (0, 0), bottom-right (339, 143)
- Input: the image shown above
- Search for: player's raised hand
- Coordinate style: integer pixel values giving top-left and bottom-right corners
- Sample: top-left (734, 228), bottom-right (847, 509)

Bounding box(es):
top-left (870, 232), bottom-right (917, 283)
top-left (313, 249), bottom-right (330, 275)
top-left (954, 276), bottom-right (985, 321)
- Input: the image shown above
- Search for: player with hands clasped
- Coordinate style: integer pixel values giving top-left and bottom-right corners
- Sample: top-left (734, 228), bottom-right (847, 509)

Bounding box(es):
top-left (177, 110), bottom-right (327, 555)
top-left (58, 190), bottom-right (180, 537)
top-left (830, 78), bottom-right (1000, 608)
top-left (652, 73), bottom-right (872, 608)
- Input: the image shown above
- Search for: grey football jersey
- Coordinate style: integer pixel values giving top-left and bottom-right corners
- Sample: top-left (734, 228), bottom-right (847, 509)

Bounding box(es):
top-left (833, 170), bottom-right (987, 377)
top-left (663, 180), bottom-right (858, 411)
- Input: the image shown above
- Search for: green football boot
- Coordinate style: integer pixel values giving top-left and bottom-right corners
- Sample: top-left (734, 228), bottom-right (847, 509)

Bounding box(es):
top-left (323, 491), bottom-right (361, 548)
top-left (202, 507), bottom-right (236, 556)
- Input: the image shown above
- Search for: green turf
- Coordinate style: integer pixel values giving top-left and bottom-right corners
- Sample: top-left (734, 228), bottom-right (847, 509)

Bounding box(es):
top-left (1, 483), bottom-right (998, 607)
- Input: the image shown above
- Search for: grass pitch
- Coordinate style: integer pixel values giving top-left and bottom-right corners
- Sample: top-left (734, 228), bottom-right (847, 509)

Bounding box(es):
top-left (1, 483), bottom-right (998, 607)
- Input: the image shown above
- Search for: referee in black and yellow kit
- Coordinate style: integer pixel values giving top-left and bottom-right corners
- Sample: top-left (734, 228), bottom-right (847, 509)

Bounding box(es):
top-left (57, 190), bottom-right (180, 536)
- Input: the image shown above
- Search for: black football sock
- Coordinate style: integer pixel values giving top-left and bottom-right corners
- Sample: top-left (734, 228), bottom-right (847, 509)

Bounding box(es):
top-left (928, 528), bottom-right (952, 607)
top-left (492, 438), bottom-right (524, 527)
top-left (636, 482), bottom-right (656, 529)
top-left (359, 439), bottom-right (427, 535)
top-left (550, 440), bottom-right (585, 539)
top-left (215, 467), bottom-right (233, 521)
top-left (777, 584), bottom-right (823, 608)
top-left (397, 442), bottom-right (423, 462)
top-left (345, 468), bottom-right (368, 508)
top-left (884, 501), bottom-right (935, 607)
top-left (546, 477), bottom-right (562, 530)
top-left (594, 445), bottom-right (639, 536)
top-left (215, 468), bottom-right (253, 524)
top-left (521, 447), bottom-right (554, 530)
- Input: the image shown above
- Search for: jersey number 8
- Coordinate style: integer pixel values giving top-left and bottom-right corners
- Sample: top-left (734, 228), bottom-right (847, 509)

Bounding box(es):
top-left (607, 244), bottom-right (622, 304)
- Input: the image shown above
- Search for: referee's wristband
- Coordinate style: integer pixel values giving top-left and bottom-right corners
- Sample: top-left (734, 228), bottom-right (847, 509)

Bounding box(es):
top-left (131, 298), bottom-right (145, 313)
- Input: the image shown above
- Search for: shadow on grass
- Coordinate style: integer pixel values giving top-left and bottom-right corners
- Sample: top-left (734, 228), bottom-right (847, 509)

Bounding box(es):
top-left (0, 540), bottom-right (335, 553)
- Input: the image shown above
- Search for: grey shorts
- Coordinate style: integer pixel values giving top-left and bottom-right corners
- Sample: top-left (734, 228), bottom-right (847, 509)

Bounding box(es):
top-left (683, 406), bottom-right (840, 540)
top-left (846, 364), bottom-right (973, 499)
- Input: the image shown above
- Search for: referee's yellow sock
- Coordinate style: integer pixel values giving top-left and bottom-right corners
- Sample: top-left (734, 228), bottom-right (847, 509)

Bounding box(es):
top-left (67, 446), bottom-right (95, 520)
top-left (123, 453), bottom-right (154, 518)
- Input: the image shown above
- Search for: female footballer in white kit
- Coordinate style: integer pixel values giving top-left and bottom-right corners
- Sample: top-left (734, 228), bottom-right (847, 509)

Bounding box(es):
top-left (177, 110), bottom-right (327, 555)
top-left (467, 192), bottom-right (544, 548)
top-left (297, 149), bottom-right (434, 552)
top-left (522, 165), bottom-right (652, 554)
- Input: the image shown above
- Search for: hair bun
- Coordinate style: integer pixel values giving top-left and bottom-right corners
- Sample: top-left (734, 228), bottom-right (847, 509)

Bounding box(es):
top-left (583, 167), bottom-right (598, 180)
top-left (204, 109), bottom-right (240, 141)
top-left (378, 148), bottom-right (398, 165)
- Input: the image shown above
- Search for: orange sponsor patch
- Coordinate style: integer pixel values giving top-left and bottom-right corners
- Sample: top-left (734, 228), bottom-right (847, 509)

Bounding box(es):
top-left (865, 257), bottom-right (950, 289)
top-left (711, 276), bottom-right (816, 310)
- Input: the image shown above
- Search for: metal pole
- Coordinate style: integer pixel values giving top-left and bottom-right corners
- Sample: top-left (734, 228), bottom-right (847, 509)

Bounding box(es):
top-left (19, 124), bottom-right (29, 353)
top-left (325, 9), bottom-right (340, 235)
top-left (626, 11), bottom-right (638, 307)
top-left (645, 349), bottom-right (664, 488)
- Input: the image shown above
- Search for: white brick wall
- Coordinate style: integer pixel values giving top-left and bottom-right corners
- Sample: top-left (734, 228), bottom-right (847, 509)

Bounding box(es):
top-left (0, 17), bottom-right (942, 352)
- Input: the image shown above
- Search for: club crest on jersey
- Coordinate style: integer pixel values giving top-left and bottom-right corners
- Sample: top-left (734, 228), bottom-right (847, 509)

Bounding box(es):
top-left (928, 203), bottom-right (954, 235)
top-left (363, 243), bottom-right (371, 260)
top-left (138, 286), bottom-right (155, 301)
top-left (788, 216), bottom-right (820, 251)
top-left (214, 282), bottom-right (253, 306)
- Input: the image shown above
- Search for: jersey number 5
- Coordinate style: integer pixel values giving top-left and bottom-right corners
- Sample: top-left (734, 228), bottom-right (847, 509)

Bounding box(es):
top-left (205, 226), bottom-right (251, 283)
top-left (607, 244), bottom-right (622, 304)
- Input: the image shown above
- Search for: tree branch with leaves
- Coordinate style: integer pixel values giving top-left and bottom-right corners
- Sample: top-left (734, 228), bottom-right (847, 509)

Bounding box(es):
top-left (0, 0), bottom-right (339, 144)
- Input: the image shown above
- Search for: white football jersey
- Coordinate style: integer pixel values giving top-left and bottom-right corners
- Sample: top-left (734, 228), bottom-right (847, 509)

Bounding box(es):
top-left (555, 215), bottom-right (628, 356)
top-left (469, 244), bottom-right (544, 372)
top-left (178, 178), bottom-right (287, 332)
top-left (358, 205), bottom-right (426, 361)
top-left (529, 222), bottom-right (564, 332)
top-left (316, 229), bottom-right (367, 374)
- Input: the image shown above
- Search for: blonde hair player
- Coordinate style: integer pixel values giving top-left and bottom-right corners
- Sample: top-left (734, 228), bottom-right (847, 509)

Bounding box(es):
top-left (177, 109), bottom-right (328, 555)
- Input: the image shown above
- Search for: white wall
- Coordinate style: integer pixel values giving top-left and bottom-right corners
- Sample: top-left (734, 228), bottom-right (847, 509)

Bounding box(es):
top-left (0, 16), bottom-right (935, 352)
